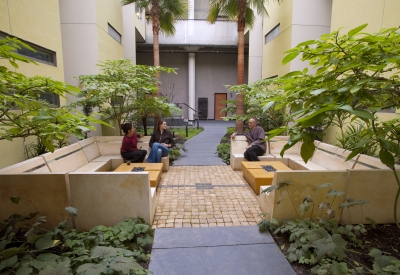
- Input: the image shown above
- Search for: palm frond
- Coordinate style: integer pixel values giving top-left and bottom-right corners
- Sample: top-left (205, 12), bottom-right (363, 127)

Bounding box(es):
top-left (245, 7), bottom-right (256, 28)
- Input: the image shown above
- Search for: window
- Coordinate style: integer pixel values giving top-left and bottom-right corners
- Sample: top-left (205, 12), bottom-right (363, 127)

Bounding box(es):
top-left (0, 32), bottom-right (56, 66)
top-left (265, 24), bottom-right (280, 44)
top-left (108, 23), bottom-right (121, 44)
top-left (38, 93), bottom-right (60, 107)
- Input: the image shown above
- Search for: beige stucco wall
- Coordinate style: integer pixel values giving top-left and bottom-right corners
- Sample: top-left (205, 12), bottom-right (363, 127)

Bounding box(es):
top-left (262, 0), bottom-right (332, 78)
top-left (331, 0), bottom-right (400, 33)
top-left (0, 0), bottom-right (66, 169)
top-left (262, 0), bottom-right (293, 78)
top-left (96, 0), bottom-right (124, 62)
top-left (0, 0), bottom-right (65, 80)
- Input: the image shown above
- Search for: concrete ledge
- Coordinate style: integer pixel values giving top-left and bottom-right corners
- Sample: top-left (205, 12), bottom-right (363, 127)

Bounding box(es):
top-left (69, 172), bottom-right (154, 231)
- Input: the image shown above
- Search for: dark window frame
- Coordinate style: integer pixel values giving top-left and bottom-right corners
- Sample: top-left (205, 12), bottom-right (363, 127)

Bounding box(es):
top-left (0, 31), bottom-right (57, 66)
top-left (265, 23), bottom-right (280, 44)
top-left (108, 23), bottom-right (122, 44)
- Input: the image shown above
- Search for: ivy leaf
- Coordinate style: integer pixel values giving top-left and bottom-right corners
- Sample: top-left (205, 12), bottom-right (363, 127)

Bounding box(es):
top-left (311, 231), bottom-right (346, 261)
top-left (35, 234), bottom-right (60, 250)
top-left (137, 234), bottom-right (153, 246)
top-left (109, 256), bottom-right (142, 272)
top-left (39, 259), bottom-right (71, 275)
top-left (0, 255), bottom-right (18, 271)
top-left (91, 246), bottom-right (123, 259)
top-left (76, 263), bottom-right (106, 275)
top-left (16, 264), bottom-right (33, 275)
top-left (0, 244), bottom-right (26, 259)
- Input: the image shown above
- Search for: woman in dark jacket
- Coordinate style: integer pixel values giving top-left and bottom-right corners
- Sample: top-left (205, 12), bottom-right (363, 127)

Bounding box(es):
top-left (146, 120), bottom-right (175, 163)
top-left (120, 123), bottom-right (147, 163)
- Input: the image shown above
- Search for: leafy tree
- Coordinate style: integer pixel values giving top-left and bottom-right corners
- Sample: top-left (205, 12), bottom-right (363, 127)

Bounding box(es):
top-left (122, 0), bottom-right (188, 129)
top-left (207, 0), bottom-right (281, 133)
top-left (224, 80), bottom-right (286, 132)
top-left (262, 25), bottom-right (400, 227)
top-left (77, 59), bottom-right (176, 135)
top-left (0, 37), bottom-right (100, 152)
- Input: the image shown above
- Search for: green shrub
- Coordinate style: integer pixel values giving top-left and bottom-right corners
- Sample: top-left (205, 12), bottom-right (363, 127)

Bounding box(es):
top-left (217, 143), bottom-right (230, 165)
top-left (0, 198), bottom-right (153, 275)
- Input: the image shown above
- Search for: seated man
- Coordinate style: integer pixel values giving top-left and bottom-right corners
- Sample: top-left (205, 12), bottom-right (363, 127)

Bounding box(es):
top-left (231, 117), bottom-right (266, 161)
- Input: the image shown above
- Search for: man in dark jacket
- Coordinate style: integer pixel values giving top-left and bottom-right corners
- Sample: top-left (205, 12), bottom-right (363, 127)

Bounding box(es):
top-left (231, 117), bottom-right (266, 161)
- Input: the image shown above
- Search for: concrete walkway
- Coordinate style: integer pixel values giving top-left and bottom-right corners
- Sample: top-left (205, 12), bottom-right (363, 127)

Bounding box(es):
top-left (172, 120), bottom-right (234, 166)
top-left (149, 120), bottom-right (296, 274)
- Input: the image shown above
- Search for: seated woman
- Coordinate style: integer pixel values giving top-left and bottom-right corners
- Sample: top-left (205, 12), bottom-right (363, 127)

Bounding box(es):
top-left (120, 123), bottom-right (147, 163)
top-left (146, 120), bottom-right (175, 163)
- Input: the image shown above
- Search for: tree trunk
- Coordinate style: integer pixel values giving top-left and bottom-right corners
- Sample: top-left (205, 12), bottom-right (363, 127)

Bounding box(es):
top-left (152, 1), bottom-right (161, 131)
top-left (142, 116), bottom-right (148, 136)
top-left (235, 1), bottom-right (246, 134)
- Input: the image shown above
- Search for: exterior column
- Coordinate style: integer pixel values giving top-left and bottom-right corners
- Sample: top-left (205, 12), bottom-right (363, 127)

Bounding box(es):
top-left (188, 52), bottom-right (195, 121)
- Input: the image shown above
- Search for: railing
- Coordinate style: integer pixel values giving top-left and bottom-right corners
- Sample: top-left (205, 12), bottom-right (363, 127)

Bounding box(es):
top-left (144, 19), bottom-right (238, 46)
top-left (176, 103), bottom-right (201, 129)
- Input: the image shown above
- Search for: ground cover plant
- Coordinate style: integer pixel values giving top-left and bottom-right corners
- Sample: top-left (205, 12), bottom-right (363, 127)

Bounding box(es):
top-left (258, 183), bottom-right (400, 274)
top-left (0, 197), bottom-right (153, 275)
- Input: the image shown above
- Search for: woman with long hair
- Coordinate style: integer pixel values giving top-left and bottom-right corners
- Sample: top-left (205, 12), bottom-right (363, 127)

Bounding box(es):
top-left (146, 120), bottom-right (174, 163)
top-left (120, 123), bottom-right (147, 163)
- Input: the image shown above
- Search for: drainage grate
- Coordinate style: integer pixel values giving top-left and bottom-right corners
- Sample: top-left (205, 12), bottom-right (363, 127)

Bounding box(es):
top-left (261, 165), bottom-right (276, 172)
top-left (158, 184), bottom-right (248, 188)
top-left (131, 167), bottom-right (145, 172)
top-left (195, 183), bottom-right (214, 189)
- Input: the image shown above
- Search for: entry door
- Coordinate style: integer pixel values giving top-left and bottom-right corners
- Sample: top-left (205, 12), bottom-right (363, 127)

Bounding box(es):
top-left (214, 93), bottom-right (227, 120)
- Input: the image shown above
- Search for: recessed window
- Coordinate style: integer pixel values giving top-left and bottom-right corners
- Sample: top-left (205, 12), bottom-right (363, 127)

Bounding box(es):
top-left (265, 24), bottom-right (280, 44)
top-left (108, 23), bottom-right (121, 44)
top-left (38, 93), bottom-right (60, 107)
top-left (0, 32), bottom-right (56, 66)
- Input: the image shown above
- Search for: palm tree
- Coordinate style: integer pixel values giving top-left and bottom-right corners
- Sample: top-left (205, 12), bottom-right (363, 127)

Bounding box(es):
top-left (207, 0), bottom-right (281, 133)
top-left (122, 0), bottom-right (188, 130)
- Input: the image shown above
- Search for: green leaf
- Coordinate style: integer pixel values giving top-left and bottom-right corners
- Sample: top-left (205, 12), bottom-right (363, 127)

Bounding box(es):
top-left (35, 234), bottom-right (60, 250)
top-left (65, 206), bottom-right (78, 216)
top-left (296, 106), bottom-right (333, 123)
top-left (281, 71), bottom-right (303, 78)
top-left (109, 256), bottom-right (142, 272)
top-left (379, 149), bottom-right (395, 170)
top-left (32, 116), bottom-right (53, 121)
top-left (0, 255), bottom-right (18, 271)
top-left (91, 246), bottom-right (123, 259)
top-left (0, 245), bottom-right (26, 259)
top-left (8, 128), bottom-right (22, 134)
top-left (315, 183), bottom-right (332, 189)
top-left (76, 263), bottom-right (106, 275)
top-left (16, 265), bottom-right (33, 275)
top-left (310, 88), bottom-right (327, 95)
top-left (262, 185), bottom-right (278, 194)
top-left (282, 52), bottom-right (300, 65)
top-left (327, 190), bottom-right (345, 197)
top-left (137, 234), bottom-right (153, 246)
top-left (10, 196), bottom-right (21, 204)
top-left (300, 140), bottom-right (315, 163)
top-left (38, 259), bottom-right (71, 275)
top-left (347, 24), bottom-right (368, 36)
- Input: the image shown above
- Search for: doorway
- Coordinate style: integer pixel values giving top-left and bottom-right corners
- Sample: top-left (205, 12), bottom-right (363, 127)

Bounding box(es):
top-left (214, 93), bottom-right (227, 120)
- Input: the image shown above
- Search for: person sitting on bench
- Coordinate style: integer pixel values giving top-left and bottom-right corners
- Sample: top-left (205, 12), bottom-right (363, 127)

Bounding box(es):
top-left (231, 117), bottom-right (266, 161)
top-left (146, 120), bottom-right (175, 163)
top-left (120, 123), bottom-right (147, 163)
